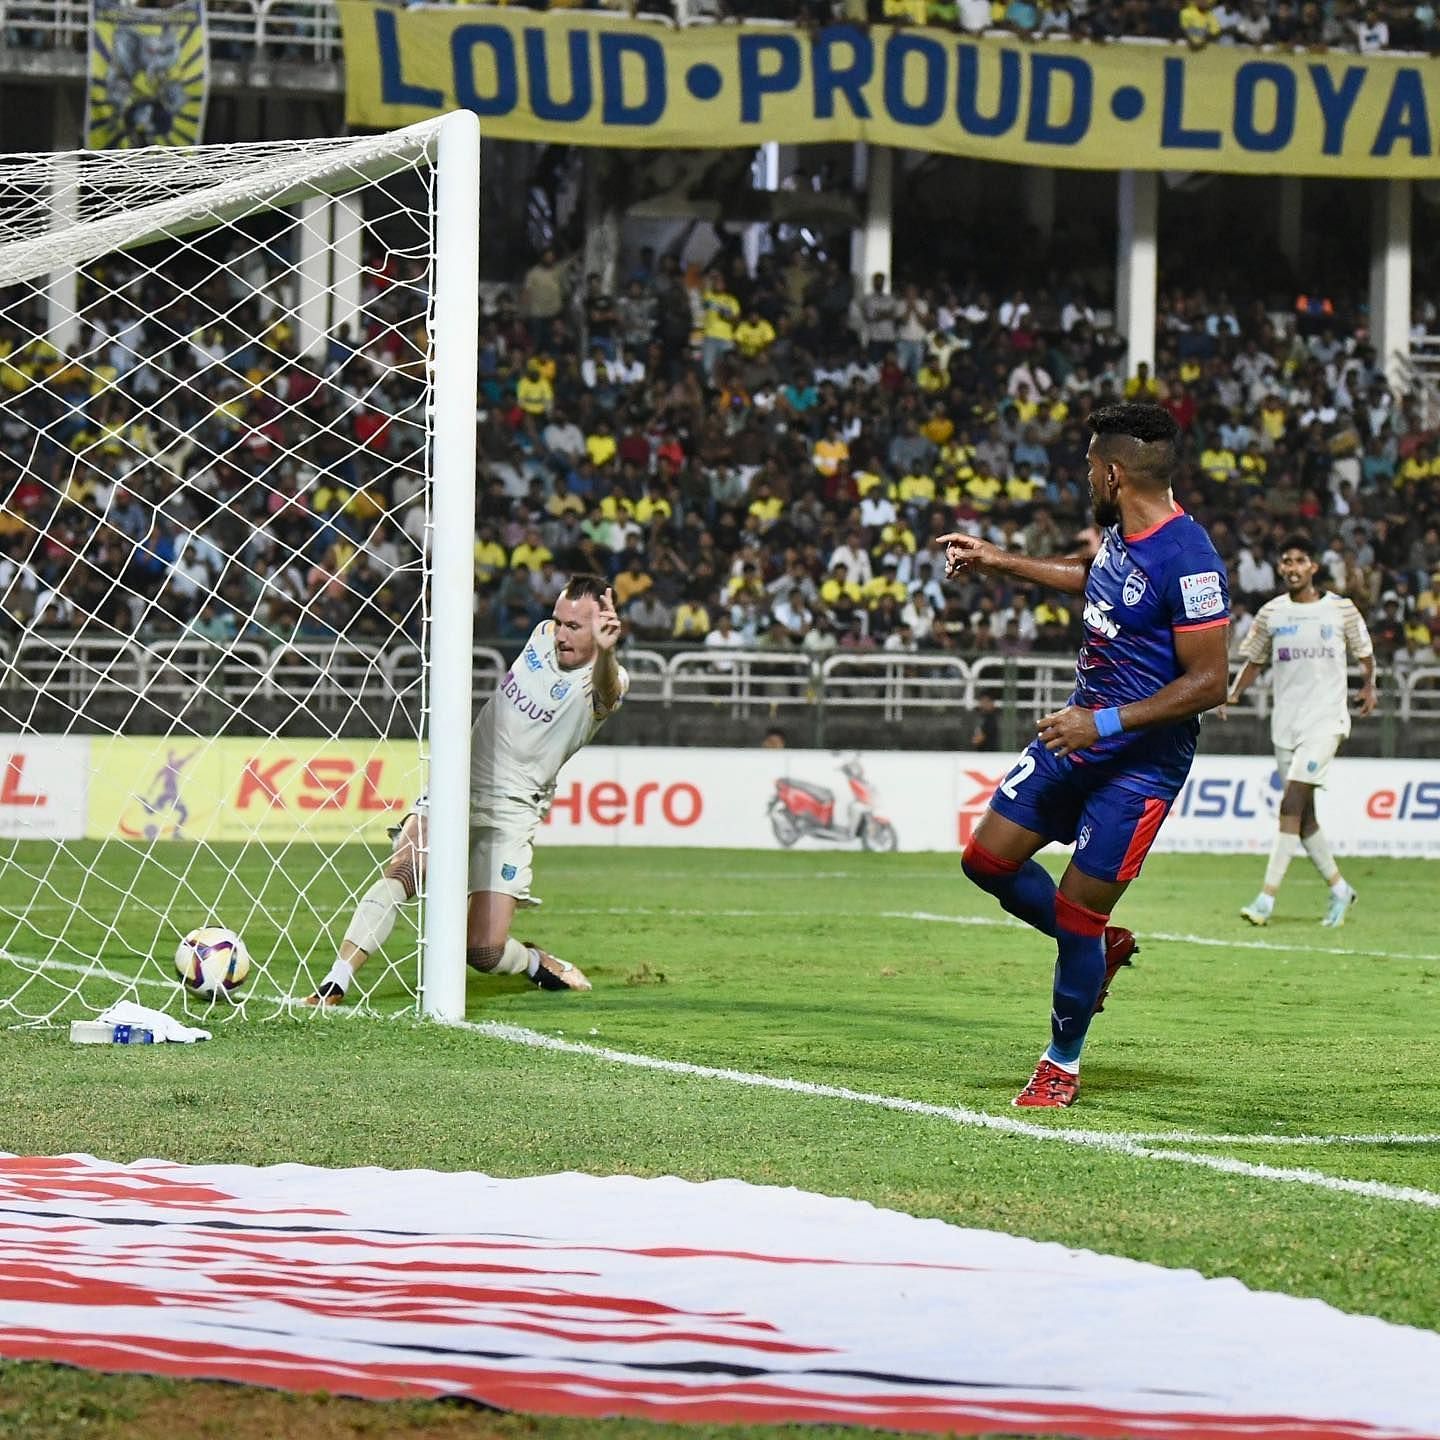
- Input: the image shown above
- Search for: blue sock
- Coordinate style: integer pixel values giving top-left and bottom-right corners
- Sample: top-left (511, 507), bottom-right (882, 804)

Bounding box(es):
top-left (962, 845), bottom-right (1058, 937)
top-left (1046, 894), bottom-right (1108, 1067)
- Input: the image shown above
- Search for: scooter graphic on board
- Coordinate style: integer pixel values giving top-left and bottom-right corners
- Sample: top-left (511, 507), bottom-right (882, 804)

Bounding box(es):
top-left (767, 755), bottom-right (898, 852)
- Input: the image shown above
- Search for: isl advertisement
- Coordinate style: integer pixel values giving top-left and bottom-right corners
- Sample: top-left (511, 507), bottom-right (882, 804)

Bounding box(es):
top-left (0, 737), bottom-right (422, 848)
top-left (3, 736), bottom-right (1438, 858)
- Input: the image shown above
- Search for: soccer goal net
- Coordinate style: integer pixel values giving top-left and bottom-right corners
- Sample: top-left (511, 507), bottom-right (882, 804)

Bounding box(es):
top-left (0, 113), bottom-right (479, 1028)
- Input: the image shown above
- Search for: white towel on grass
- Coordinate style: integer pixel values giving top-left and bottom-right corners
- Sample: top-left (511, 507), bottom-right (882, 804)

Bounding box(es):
top-left (96, 1001), bottom-right (211, 1044)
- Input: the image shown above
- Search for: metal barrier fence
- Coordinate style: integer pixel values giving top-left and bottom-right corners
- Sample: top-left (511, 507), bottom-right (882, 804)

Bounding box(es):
top-left (4, 632), bottom-right (1436, 726)
top-left (0, 0), bottom-right (343, 63)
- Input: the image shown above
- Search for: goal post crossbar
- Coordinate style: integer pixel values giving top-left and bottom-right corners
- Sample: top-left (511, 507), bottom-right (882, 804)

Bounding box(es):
top-left (421, 110), bottom-right (478, 1022)
top-left (0, 119), bottom-right (449, 290)
top-left (0, 110), bottom-right (481, 1026)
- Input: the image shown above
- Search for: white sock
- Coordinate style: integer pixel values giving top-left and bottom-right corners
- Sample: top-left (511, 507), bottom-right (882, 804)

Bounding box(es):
top-left (1043, 1050), bottom-right (1080, 1075)
top-left (343, 877), bottom-right (408, 955)
top-left (1263, 831), bottom-right (1301, 894)
top-left (1302, 830), bottom-right (1346, 893)
top-left (488, 935), bottom-right (534, 975)
top-left (525, 946), bottom-right (541, 978)
top-left (319, 959), bottom-right (354, 995)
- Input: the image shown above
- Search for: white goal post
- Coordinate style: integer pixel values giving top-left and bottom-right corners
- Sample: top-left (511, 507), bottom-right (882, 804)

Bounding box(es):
top-left (0, 111), bottom-right (479, 1026)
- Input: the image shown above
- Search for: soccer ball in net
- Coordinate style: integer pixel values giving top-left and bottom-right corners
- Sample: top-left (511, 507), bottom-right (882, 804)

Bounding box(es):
top-left (174, 928), bottom-right (251, 998)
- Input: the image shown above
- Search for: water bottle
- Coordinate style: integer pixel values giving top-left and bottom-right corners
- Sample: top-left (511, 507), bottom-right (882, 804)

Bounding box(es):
top-left (111, 1023), bottom-right (155, 1044)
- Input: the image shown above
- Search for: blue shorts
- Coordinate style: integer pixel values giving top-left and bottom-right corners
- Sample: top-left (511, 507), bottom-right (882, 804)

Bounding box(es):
top-left (986, 741), bottom-right (1175, 884)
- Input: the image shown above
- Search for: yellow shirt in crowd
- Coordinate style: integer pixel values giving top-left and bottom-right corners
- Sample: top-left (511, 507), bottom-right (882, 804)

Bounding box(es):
top-left (510, 540), bottom-right (553, 572)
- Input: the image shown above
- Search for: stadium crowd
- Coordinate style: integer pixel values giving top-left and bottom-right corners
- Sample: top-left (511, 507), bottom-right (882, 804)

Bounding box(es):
top-left (412, 0), bottom-right (1440, 52)
top-left (10, 0), bottom-right (1439, 53)
top-left (4, 222), bottom-right (1440, 682)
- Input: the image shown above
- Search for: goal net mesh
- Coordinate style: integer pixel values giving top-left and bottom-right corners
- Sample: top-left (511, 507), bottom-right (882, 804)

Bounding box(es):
top-left (0, 120), bottom-right (459, 1027)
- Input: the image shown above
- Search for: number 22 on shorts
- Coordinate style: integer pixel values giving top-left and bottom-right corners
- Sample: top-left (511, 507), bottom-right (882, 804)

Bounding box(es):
top-left (999, 753), bottom-right (1036, 799)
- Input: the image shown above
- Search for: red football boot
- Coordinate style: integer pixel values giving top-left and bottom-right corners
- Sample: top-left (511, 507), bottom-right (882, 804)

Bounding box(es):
top-left (1013, 1058), bottom-right (1079, 1108)
top-left (1093, 926), bottom-right (1139, 1015)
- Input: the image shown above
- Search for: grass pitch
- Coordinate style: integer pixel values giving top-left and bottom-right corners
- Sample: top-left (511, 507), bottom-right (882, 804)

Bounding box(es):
top-left (2, 843), bottom-right (1438, 1438)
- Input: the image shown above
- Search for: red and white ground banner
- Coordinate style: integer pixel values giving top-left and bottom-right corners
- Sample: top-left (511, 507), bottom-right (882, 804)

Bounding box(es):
top-left (0, 1154), bottom-right (1436, 1440)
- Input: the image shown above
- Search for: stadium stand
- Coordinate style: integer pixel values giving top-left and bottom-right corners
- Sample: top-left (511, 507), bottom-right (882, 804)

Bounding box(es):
top-left (3, 226), bottom-right (1440, 707)
top-left (3, 0), bottom-right (1439, 51)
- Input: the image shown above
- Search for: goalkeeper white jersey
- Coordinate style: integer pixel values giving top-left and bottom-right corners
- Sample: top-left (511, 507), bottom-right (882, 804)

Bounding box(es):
top-left (469, 620), bottom-right (628, 813)
top-left (1238, 591), bottom-right (1372, 747)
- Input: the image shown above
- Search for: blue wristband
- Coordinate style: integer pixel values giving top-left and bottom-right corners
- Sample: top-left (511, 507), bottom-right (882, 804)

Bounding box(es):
top-left (1095, 707), bottom-right (1124, 739)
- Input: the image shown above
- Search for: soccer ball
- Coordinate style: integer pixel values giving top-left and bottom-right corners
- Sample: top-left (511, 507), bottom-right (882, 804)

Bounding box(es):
top-left (174, 926), bottom-right (250, 998)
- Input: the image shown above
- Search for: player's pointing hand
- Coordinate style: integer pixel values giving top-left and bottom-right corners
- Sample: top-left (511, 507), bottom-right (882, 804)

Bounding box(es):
top-left (593, 586), bottom-right (622, 651)
top-left (936, 532), bottom-right (999, 580)
top-left (1037, 705), bottom-right (1101, 757)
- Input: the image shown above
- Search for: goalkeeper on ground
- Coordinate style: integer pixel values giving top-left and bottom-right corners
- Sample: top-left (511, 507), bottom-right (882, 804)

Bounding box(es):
top-left (309, 575), bottom-right (627, 1004)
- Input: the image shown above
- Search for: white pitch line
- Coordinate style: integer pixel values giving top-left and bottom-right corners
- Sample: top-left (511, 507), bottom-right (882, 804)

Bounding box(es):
top-left (565, 903), bottom-right (1435, 964)
top-left (889, 908), bottom-right (1440, 963)
top-left (1116, 1130), bottom-right (1440, 1146)
top-left (6, 950), bottom-right (1437, 1155)
top-left (449, 1019), bottom-right (1440, 1209)
top-left (602, 869), bottom-right (948, 882)
top-left (0, 951), bottom-right (168, 991)
top-left (0, 952), bottom-right (296, 1016)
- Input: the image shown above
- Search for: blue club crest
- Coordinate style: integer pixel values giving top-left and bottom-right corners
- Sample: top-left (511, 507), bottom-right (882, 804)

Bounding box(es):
top-left (501, 863), bottom-right (517, 881)
top-left (550, 679), bottom-right (571, 702)
top-left (1122, 572), bottom-right (1147, 608)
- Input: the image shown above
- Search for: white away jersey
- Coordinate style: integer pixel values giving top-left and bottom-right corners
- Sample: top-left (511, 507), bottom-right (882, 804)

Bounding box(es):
top-left (1238, 592), bottom-right (1372, 746)
top-left (470, 621), bottom-right (628, 811)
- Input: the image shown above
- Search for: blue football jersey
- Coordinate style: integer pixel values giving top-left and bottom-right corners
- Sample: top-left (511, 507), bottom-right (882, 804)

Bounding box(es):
top-left (1068, 506), bottom-right (1229, 796)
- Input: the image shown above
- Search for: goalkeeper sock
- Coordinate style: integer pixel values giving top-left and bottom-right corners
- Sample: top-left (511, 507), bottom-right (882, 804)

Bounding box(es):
top-left (1263, 831), bottom-right (1301, 895)
top-left (343, 877), bottom-right (408, 955)
top-left (962, 841), bottom-right (1057, 936)
top-left (490, 936), bottom-right (534, 976)
top-left (317, 959), bottom-right (354, 997)
top-left (1301, 828), bottom-right (1343, 889)
top-left (1045, 893), bottom-right (1108, 1068)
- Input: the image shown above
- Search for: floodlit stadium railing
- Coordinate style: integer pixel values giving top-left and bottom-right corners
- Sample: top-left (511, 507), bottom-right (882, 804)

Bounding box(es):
top-left (4, 634), bottom-right (1430, 724)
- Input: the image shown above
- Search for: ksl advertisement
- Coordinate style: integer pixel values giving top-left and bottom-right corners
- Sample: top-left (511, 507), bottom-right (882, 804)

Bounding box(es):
top-left (3, 736), bottom-right (1437, 858)
top-left (341, 4), bottom-right (1440, 178)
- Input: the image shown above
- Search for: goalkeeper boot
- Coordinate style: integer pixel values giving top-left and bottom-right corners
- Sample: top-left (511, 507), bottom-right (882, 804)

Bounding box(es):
top-left (1092, 926), bottom-right (1138, 1015)
top-left (305, 983), bottom-right (346, 1008)
top-left (525, 944), bottom-right (592, 992)
top-left (1013, 1058), bottom-right (1079, 1109)
top-left (1240, 893), bottom-right (1274, 927)
top-left (1320, 883), bottom-right (1358, 928)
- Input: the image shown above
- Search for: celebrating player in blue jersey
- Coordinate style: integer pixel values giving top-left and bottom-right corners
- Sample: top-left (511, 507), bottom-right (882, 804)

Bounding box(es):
top-left (939, 404), bottom-right (1230, 1108)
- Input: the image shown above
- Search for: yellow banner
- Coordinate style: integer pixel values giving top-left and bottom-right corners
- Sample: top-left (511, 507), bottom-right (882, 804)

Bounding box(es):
top-left (340, 4), bottom-right (1440, 178)
top-left (86, 738), bottom-right (423, 846)
top-left (87, 0), bottom-right (209, 149)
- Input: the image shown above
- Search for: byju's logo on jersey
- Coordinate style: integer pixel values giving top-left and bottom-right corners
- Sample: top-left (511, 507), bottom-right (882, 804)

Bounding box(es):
top-left (501, 672), bottom-right (556, 724)
top-left (1083, 598), bottom-right (1120, 638)
top-left (1179, 571), bottom-right (1225, 620)
top-left (1122, 572), bottom-right (1147, 608)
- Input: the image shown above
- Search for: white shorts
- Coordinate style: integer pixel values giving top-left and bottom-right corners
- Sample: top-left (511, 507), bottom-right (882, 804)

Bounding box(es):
top-left (1275, 734), bottom-right (1342, 789)
top-left (408, 793), bottom-right (542, 907)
